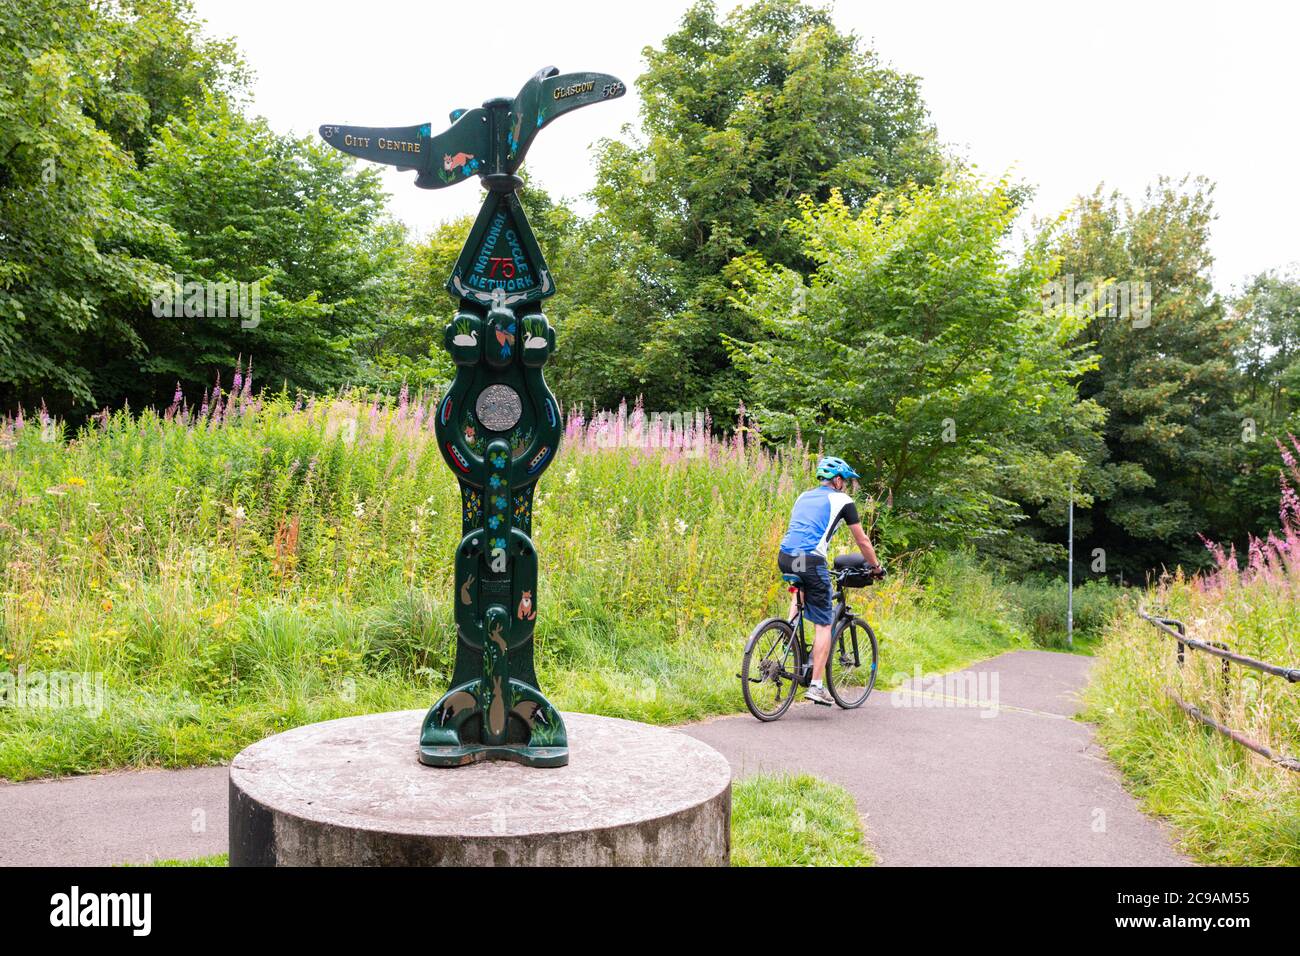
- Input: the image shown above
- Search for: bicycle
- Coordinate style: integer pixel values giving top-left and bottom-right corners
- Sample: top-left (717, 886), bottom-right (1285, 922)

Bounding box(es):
top-left (740, 554), bottom-right (883, 721)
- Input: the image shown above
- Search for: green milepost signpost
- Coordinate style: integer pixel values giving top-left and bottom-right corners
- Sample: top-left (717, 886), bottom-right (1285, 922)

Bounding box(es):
top-left (320, 68), bottom-right (624, 767)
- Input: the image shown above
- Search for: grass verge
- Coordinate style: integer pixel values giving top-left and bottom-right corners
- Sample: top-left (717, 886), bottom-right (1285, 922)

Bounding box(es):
top-left (731, 772), bottom-right (873, 866)
top-left (1082, 572), bottom-right (1300, 866)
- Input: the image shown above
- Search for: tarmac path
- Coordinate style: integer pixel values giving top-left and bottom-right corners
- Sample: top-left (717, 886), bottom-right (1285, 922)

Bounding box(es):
top-left (682, 650), bottom-right (1189, 866)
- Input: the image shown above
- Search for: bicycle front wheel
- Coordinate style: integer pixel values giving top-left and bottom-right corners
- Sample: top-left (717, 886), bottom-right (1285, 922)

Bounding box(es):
top-left (826, 616), bottom-right (878, 709)
top-left (741, 618), bottom-right (799, 721)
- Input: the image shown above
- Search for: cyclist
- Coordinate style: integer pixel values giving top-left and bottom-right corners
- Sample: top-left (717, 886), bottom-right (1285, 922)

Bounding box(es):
top-left (778, 456), bottom-right (883, 706)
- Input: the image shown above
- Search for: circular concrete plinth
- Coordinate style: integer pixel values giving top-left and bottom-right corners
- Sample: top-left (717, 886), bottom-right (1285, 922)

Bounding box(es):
top-left (229, 710), bottom-right (731, 866)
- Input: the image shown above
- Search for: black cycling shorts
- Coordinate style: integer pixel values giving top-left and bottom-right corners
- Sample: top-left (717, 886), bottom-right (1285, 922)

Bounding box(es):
top-left (777, 550), bottom-right (833, 625)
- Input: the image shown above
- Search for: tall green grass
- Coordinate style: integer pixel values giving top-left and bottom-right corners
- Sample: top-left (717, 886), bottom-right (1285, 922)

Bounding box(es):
top-left (999, 576), bottom-right (1127, 650)
top-left (1084, 443), bottom-right (1300, 865)
top-left (0, 390), bottom-right (1034, 779)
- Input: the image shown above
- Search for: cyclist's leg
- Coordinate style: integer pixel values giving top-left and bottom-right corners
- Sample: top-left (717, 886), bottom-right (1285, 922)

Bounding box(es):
top-left (801, 562), bottom-right (834, 680)
top-left (811, 622), bottom-right (833, 681)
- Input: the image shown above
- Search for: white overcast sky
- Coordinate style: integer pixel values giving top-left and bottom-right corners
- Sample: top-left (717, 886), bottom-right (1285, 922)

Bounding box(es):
top-left (193, 0), bottom-right (1297, 292)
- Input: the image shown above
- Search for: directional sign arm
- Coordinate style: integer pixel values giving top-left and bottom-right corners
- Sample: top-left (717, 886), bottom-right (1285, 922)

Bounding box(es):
top-left (505, 70), bottom-right (625, 173)
top-left (318, 123), bottom-right (431, 171)
top-left (320, 68), bottom-right (624, 184)
top-left (416, 108), bottom-right (491, 188)
top-left (538, 71), bottom-right (626, 128)
top-left (319, 107), bottom-right (492, 189)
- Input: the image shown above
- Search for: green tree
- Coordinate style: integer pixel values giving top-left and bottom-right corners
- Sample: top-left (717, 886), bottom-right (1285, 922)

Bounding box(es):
top-left (1057, 178), bottom-right (1244, 575)
top-left (1223, 269), bottom-right (1300, 539)
top-left (82, 0), bottom-right (250, 162)
top-left (0, 0), bottom-right (247, 413)
top-left (129, 97), bottom-right (407, 403)
top-left (729, 175), bottom-right (1102, 556)
top-left (1235, 269), bottom-right (1300, 425)
top-left (563, 0), bottom-right (942, 412)
top-left (360, 215), bottom-right (468, 392)
top-left (0, 0), bottom-right (166, 411)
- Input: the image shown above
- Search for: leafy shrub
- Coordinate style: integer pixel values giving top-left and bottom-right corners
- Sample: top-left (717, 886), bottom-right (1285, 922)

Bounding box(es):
top-left (1001, 577), bottom-right (1128, 648)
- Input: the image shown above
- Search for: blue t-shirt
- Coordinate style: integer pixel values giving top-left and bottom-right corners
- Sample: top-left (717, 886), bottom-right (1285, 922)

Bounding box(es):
top-left (779, 484), bottom-right (860, 559)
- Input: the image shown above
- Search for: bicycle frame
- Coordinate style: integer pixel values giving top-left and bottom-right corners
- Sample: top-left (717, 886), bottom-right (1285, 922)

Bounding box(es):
top-left (784, 576), bottom-right (859, 687)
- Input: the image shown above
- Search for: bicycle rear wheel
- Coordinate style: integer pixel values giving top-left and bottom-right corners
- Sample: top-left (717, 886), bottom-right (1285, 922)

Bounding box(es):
top-left (741, 618), bottom-right (800, 721)
top-left (826, 616), bottom-right (878, 709)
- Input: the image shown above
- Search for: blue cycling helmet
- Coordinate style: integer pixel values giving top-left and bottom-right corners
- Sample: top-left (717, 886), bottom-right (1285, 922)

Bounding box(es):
top-left (816, 456), bottom-right (860, 481)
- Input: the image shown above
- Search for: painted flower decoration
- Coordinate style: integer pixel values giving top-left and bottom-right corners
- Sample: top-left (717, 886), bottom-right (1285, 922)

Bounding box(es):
top-left (492, 495), bottom-right (507, 510)
top-left (488, 515), bottom-right (501, 529)
top-left (490, 537), bottom-right (506, 551)
top-left (490, 451), bottom-right (507, 468)
top-left (463, 490), bottom-right (482, 520)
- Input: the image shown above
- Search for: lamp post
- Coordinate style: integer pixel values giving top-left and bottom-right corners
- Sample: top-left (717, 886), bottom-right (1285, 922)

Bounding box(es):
top-left (1067, 482), bottom-right (1074, 649)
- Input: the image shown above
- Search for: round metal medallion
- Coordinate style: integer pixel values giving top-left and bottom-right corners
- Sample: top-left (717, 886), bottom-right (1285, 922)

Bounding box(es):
top-left (475, 384), bottom-right (523, 432)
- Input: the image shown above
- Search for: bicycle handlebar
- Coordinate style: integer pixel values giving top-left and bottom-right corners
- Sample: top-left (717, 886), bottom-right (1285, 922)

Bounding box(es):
top-left (831, 564), bottom-right (886, 583)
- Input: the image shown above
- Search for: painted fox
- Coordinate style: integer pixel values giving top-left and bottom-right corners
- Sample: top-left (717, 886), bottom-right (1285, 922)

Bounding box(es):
top-left (444, 152), bottom-right (476, 175)
top-left (517, 590), bottom-right (535, 620)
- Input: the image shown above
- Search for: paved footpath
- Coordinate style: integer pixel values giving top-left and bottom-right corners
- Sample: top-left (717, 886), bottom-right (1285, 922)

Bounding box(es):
top-left (0, 650), bottom-right (1188, 866)
top-left (0, 766), bottom-right (229, 867)
top-left (683, 650), bottom-right (1189, 866)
